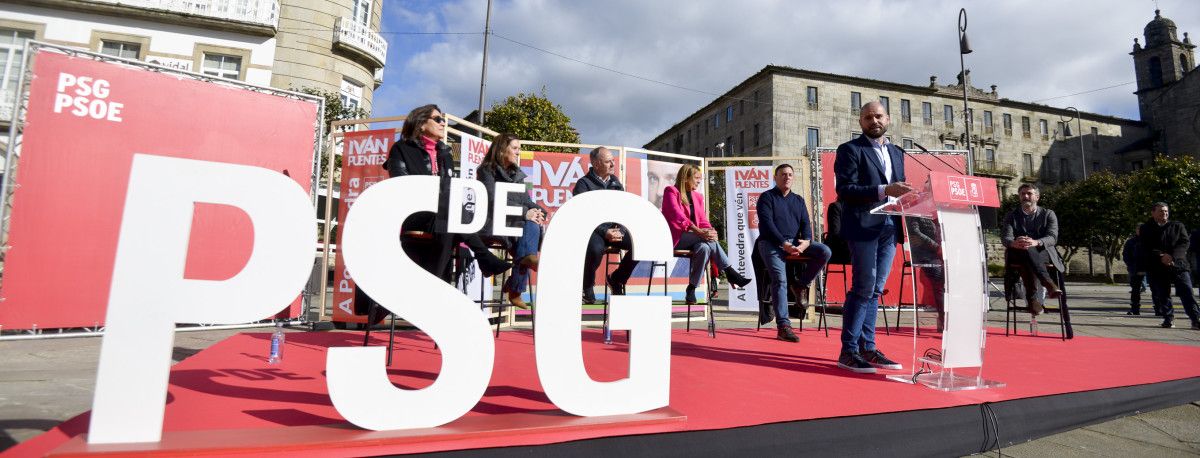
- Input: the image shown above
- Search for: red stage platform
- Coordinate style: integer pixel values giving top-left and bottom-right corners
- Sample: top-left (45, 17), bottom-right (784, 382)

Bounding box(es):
top-left (12, 326), bottom-right (1200, 457)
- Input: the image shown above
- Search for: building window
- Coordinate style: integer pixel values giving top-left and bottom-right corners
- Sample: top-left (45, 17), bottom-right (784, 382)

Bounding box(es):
top-left (944, 143), bottom-right (956, 150)
top-left (1148, 56), bottom-right (1163, 87)
top-left (900, 99), bottom-right (911, 123)
top-left (753, 123), bottom-right (760, 147)
top-left (738, 130), bottom-right (744, 154)
top-left (1021, 116), bottom-right (1031, 139)
top-left (726, 105), bottom-right (733, 122)
top-left (1059, 158), bottom-right (1069, 181)
top-left (922, 102), bottom-right (932, 125)
top-left (713, 113), bottom-right (720, 129)
top-left (985, 148), bottom-right (996, 167)
top-left (983, 111), bottom-right (993, 134)
top-left (1058, 121), bottom-right (1070, 137)
top-left (352, 0), bottom-right (371, 25)
top-left (1038, 119), bottom-right (1049, 140)
top-left (806, 86), bottom-right (818, 109)
top-left (807, 127), bottom-right (820, 152)
top-left (339, 78), bottom-right (364, 113)
top-left (99, 40), bottom-right (140, 59)
top-left (1023, 153), bottom-right (1034, 176)
top-left (1003, 113), bottom-right (1013, 136)
top-left (1091, 126), bottom-right (1099, 148)
top-left (850, 91), bottom-right (861, 114)
top-left (726, 136), bottom-right (732, 155)
top-left (753, 89), bottom-right (759, 109)
top-left (201, 53), bottom-right (241, 80)
top-left (739, 99), bottom-right (744, 115)
top-left (879, 96), bottom-right (889, 114)
top-left (1131, 160), bottom-right (1144, 170)
top-left (1, 28), bottom-right (35, 96)
top-left (902, 138), bottom-right (914, 150)
top-left (943, 105), bottom-right (954, 128)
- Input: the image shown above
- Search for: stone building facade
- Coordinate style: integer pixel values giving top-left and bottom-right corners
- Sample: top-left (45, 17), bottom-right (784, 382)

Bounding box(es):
top-left (644, 65), bottom-right (1146, 196)
top-left (0, 0), bottom-right (387, 124)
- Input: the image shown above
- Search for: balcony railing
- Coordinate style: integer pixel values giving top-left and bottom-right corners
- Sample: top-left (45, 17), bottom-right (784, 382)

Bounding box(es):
top-left (973, 160), bottom-right (1017, 177)
top-left (335, 16), bottom-right (387, 67)
top-left (98, 0), bottom-right (279, 28)
top-left (0, 88), bottom-right (14, 123)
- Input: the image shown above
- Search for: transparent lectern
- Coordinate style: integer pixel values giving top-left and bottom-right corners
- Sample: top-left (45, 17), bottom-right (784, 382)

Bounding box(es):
top-left (873, 171), bottom-right (1004, 391)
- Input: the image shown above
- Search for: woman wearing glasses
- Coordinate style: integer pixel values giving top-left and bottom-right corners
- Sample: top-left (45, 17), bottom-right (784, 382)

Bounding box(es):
top-left (660, 163), bottom-right (751, 304)
top-left (382, 104), bottom-right (511, 279)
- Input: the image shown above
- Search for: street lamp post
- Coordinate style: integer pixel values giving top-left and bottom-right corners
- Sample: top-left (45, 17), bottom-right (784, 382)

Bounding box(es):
top-left (1061, 107), bottom-right (1086, 180)
top-left (958, 8), bottom-right (974, 175)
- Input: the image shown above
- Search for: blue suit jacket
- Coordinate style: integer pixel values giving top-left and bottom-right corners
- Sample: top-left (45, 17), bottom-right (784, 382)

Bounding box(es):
top-left (833, 135), bottom-right (906, 241)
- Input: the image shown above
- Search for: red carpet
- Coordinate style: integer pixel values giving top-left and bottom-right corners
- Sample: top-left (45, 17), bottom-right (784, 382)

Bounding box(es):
top-left (13, 326), bottom-right (1200, 457)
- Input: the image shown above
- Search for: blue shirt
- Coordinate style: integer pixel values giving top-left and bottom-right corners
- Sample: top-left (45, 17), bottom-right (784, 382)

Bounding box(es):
top-left (756, 187), bottom-right (812, 246)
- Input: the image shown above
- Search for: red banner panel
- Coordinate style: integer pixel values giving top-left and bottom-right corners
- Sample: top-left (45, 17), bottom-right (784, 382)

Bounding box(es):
top-left (330, 129), bottom-right (395, 324)
top-left (0, 51), bottom-right (319, 330)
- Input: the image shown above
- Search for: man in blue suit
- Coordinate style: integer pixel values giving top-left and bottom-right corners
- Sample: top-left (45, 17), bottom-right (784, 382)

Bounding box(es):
top-left (833, 101), bottom-right (914, 374)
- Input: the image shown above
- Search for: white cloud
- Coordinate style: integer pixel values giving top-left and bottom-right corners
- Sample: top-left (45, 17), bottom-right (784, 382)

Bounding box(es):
top-left (374, 0), bottom-right (1200, 146)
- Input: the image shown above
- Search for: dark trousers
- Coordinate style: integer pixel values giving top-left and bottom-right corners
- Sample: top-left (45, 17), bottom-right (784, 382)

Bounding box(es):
top-left (1128, 271), bottom-right (1147, 311)
top-left (1007, 247), bottom-right (1055, 315)
top-left (582, 226), bottom-right (636, 293)
top-left (1148, 268), bottom-right (1200, 324)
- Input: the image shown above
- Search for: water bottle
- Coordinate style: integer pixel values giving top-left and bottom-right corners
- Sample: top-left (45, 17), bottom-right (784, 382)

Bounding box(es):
top-left (268, 322), bottom-right (285, 364)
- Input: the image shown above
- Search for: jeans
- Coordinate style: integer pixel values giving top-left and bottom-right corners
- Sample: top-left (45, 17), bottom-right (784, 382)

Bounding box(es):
top-left (758, 239), bottom-right (832, 328)
top-left (840, 223), bottom-right (897, 354)
top-left (1148, 268), bottom-right (1199, 324)
top-left (676, 232), bottom-right (732, 286)
top-left (504, 220), bottom-right (542, 295)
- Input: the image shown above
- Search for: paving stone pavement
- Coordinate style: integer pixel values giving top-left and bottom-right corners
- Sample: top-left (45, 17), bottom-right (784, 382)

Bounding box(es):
top-left (0, 281), bottom-right (1197, 455)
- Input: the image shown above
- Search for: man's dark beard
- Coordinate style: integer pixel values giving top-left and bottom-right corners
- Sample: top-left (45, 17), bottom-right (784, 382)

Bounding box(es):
top-left (866, 126), bottom-right (887, 139)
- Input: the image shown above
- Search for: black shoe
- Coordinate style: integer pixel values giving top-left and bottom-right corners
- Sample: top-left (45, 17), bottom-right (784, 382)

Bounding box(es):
top-left (776, 325), bottom-right (799, 342)
top-left (608, 275), bottom-right (626, 296)
top-left (1127, 309), bottom-right (1140, 316)
top-left (837, 352), bottom-right (876, 374)
top-left (477, 252), bottom-right (512, 278)
top-left (723, 267), bottom-right (752, 289)
top-left (860, 350), bottom-right (902, 370)
top-left (685, 285), bottom-right (697, 305)
top-left (1161, 320), bottom-right (1174, 328)
top-left (582, 292), bottom-right (597, 305)
top-left (1192, 321), bottom-right (1200, 330)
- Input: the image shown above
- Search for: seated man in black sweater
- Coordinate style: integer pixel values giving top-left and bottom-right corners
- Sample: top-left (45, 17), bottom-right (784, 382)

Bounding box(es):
top-left (573, 147), bottom-right (637, 304)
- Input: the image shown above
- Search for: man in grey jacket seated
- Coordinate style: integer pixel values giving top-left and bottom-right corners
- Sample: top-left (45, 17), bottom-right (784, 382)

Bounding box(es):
top-left (1001, 183), bottom-right (1064, 329)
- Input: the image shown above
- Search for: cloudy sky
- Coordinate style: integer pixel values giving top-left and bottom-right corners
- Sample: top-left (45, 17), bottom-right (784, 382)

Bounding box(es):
top-left (372, 0), bottom-right (1198, 147)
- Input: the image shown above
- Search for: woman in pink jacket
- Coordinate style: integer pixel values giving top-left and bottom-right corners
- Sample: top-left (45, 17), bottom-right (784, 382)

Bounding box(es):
top-left (661, 164), bottom-right (751, 304)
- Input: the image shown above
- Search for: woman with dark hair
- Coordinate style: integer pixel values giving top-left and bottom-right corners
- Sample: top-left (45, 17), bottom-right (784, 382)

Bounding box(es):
top-left (382, 104), bottom-right (511, 278)
top-left (660, 163), bottom-right (751, 304)
top-left (477, 133), bottom-right (545, 309)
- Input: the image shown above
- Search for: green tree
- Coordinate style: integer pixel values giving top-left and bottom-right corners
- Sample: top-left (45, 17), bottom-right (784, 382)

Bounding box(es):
top-left (482, 88), bottom-right (580, 153)
top-left (1054, 172), bottom-right (1139, 281)
top-left (1127, 155), bottom-right (1200, 232)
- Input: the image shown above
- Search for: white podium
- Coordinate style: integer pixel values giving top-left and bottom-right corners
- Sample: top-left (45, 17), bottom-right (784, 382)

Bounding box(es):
top-left (874, 172), bottom-right (1005, 391)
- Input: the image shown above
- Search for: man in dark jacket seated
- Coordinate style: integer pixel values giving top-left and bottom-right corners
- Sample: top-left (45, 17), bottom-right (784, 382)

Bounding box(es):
top-left (1000, 183), bottom-right (1063, 328)
top-left (573, 147), bottom-right (637, 304)
top-left (1139, 202), bottom-right (1199, 329)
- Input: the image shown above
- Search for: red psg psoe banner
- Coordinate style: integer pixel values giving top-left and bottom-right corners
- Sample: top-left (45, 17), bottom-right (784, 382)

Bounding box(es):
top-left (0, 51), bottom-right (319, 330)
top-left (331, 129), bottom-right (395, 324)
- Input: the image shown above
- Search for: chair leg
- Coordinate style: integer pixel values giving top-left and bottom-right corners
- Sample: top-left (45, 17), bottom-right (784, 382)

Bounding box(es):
top-left (528, 274), bottom-right (536, 337)
top-left (386, 313), bottom-right (397, 366)
top-left (362, 303), bottom-right (375, 347)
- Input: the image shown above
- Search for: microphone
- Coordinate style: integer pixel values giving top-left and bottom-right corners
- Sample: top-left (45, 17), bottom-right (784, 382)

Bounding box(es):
top-left (911, 142), bottom-right (963, 174)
